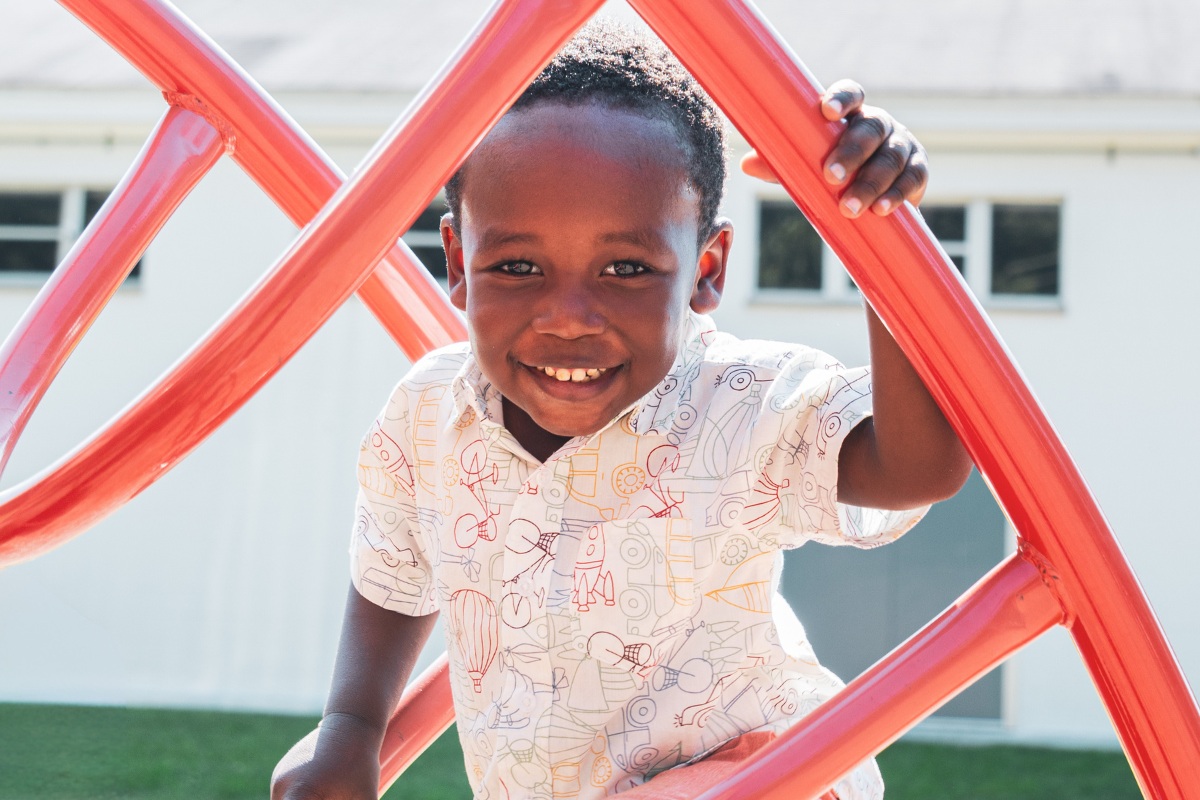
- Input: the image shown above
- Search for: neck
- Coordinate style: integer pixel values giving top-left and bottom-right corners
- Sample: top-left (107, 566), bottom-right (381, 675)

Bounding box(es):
top-left (502, 398), bottom-right (571, 462)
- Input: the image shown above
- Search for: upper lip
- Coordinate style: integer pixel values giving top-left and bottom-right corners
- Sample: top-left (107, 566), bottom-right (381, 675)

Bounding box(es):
top-left (520, 356), bottom-right (621, 370)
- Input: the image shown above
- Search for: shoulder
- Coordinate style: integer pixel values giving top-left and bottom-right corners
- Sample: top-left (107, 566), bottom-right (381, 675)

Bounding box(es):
top-left (687, 329), bottom-right (871, 433)
top-left (689, 328), bottom-right (852, 395)
top-left (704, 330), bottom-right (843, 372)
top-left (371, 342), bottom-right (471, 427)
top-left (398, 342), bottom-right (472, 392)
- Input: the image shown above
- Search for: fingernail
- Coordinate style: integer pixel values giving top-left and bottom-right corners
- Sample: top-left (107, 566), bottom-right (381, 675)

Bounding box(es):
top-left (827, 98), bottom-right (843, 117)
top-left (843, 197), bottom-right (862, 216)
top-left (875, 198), bottom-right (892, 215)
top-left (828, 163), bottom-right (846, 183)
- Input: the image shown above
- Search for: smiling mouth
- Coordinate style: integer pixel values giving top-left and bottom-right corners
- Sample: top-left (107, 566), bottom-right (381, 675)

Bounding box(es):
top-left (535, 365), bottom-right (610, 383)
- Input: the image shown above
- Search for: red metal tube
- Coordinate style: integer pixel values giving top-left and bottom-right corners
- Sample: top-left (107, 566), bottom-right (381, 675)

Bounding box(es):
top-left (0, 0), bottom-right (604, 566)
top-left (625, 0), bottom-right (1200, 795)
top-left (57, 0), bottom-right (464, 360)
top-left (377, 655), bottom-right (457, 795)
top-left (372, 555), bottom-right (1063, 797)
top-left (699, 554), bottom-right (1064, 799)
top-left (0, 105), bottom-right (223, 478)
top-left (7, 1), bottom-right (1195, 796)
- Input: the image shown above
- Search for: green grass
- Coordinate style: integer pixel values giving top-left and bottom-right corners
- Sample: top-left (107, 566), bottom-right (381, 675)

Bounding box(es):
top-left (877, 741), bottom-right (1142, 799)
top-left (0, 703), bottom-right (1141, 799)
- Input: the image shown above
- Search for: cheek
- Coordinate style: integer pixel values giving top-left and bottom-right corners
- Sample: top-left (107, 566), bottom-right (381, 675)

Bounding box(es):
top-left (466, 305), bottom-right (509, 362)
top-left (630, 307), bottom-right (688, 376)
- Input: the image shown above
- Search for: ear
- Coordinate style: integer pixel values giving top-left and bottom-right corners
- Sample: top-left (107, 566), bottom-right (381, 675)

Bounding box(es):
top-left (690, 219), bottom-right (732, 314)
top-left (441, 214), bottom-right (467, 311)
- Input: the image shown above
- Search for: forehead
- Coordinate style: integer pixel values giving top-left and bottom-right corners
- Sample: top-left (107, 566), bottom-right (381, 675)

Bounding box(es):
top-left (458, 103), bottom-right (700, 242)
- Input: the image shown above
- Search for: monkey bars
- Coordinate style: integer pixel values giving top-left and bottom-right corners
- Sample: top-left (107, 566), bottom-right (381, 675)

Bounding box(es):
top-left (0, 0), bottom-right (1196, 798)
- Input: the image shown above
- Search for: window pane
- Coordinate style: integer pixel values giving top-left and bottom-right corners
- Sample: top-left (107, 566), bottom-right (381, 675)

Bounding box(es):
top-left (410, 199), bottom-right (448, 233)
top-left (991, 204), bottom-right (1060, 296)
top-left (950, 254), bottom-right (965, 273)
top-left (922, 205), bottom-right (966, 242)
top-left (410, 245), bottom-right (446, 280)
top-left (758, 200), bottom-right (822, 290)
top-left (0, 241), bottom-right (57, 272)
top-left (84, 190), bottom-right (144, 281)
top-left (84, 190), bottom-right (109, 223)
top-left (0, 193), bottom-right (60, 226)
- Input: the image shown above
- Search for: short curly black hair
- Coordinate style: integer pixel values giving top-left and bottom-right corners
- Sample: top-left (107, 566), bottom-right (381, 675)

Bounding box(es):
top-left (444, 18), bottom-right (728, 245)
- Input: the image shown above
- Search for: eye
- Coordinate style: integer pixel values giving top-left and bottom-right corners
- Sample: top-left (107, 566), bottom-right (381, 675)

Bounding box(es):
top-left (496, 261), bottom-right (540, 276)
top-left (603, 261), bottom-right (650, 277)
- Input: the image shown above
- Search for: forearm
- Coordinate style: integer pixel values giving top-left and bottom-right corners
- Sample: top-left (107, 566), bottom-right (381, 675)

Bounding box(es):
top-left (323, 583), bottom-right (440, 737)
top-left (838, 302), bottom-right (971, 508)
top-left (272, 585), bottom-right (438, 799)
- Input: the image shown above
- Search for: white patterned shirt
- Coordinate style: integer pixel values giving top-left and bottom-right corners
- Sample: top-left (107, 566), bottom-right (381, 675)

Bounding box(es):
top-left (350, 313), bottom-right (926, 799)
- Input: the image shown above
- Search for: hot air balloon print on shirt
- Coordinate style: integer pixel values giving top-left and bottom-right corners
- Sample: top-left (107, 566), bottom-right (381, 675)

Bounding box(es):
top-left (451, 588), bottom-right (500, 692)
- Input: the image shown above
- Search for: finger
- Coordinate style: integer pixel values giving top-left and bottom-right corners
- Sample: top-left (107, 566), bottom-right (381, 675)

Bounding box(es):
top-left (838, 130), bottom-right (913, 218)
top-left (824, 107), bottom-right (892, 188)
top-left (870, 148), bottom-right (929, 215)
top-left (739, 150), bottom-right (780, 184)
top-left (821, 78), bottom-right (865, 121)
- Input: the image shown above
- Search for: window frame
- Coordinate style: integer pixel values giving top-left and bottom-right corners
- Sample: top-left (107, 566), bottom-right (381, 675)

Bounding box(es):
top-left (0, 185), bottom-right (143, 288)
top-left (399, 196), bottom-right (449, 283)
top-left (752, 192), bottom-right (1064, 311)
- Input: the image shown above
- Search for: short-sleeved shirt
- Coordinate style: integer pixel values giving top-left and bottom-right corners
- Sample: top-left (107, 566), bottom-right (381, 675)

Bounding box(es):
top-left (351, 313), bottom-right (926, 799)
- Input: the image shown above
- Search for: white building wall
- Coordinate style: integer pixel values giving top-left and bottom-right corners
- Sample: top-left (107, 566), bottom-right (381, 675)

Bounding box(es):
top-left (1, 81), bottom-right (1198, 753)
top-left (0, 109), bottom-right (436, 713)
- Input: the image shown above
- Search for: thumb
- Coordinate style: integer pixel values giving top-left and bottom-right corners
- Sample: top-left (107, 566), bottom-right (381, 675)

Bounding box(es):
top-left (739, 150), bottom-right (780, 184)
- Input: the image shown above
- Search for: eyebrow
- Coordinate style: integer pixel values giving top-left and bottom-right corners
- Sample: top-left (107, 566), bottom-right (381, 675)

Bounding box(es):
top-left (597, 228), bottom-right (672, 253)
top-left (474, 227), bottom-right (672, 254)
top-left (475, 228), bottom-right (540, 252)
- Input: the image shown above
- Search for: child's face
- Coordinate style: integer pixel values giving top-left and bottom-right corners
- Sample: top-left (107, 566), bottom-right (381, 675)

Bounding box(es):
top-left (443, 102), bottom-right (730, 446)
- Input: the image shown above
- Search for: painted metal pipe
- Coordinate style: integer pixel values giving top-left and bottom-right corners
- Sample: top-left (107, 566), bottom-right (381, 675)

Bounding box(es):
top-left (699, 553), bottom-right (1064, 799)
top-left (0, 105), bottom-right (223, 479)
top-left (377, 654), bottom-right (457, 795)
top-left (57, 0), bottom-right (465, 360)
top-left (624, 0), bottom-right (1200, 795)
top-left (0, 0), bottom-right (605, 565)
top-left (5, 0), bottom-right (1195, 797)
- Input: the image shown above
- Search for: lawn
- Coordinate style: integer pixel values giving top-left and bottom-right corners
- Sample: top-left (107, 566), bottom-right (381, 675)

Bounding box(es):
top-left (0, 703), bottom-right (1143, 799)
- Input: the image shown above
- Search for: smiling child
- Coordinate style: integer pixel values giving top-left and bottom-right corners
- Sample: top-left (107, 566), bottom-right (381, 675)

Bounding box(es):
top-left (273, 19), bottom-right (969, 800)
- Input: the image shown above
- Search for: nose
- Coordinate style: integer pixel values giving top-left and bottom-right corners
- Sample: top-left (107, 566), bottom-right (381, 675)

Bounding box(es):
top-left (530, 276), bottom-right (606, 339)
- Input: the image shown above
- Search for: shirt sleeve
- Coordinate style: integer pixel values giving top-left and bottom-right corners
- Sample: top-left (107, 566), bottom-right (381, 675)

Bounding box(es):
top-left (761, 352), bottom-right (929, 550)
top-left (348, 386), bottom-right (439, 616)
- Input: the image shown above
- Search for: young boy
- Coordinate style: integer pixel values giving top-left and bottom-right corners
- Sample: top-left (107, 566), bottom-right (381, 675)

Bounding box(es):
top-left (273, 20), bottom-right (969, 800)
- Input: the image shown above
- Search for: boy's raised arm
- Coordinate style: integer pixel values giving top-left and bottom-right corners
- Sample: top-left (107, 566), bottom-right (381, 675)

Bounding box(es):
top-left (745, 80), bottom-right (972, 510)
top-left (820, 81), bottom-right (971, 508)
top-left (271, 584), bottom-right (439, 800)
top-left (837, 304), bottom-right (972, 509)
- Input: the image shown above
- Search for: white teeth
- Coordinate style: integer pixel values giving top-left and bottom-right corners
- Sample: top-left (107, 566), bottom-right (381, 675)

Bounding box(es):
top-left (537, 366), bottom-right (609, 383)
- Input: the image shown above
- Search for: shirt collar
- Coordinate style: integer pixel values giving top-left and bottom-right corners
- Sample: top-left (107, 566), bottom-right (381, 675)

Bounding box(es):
top-left (449, 311), bottom-right (717, 438)
top-left (451, 356), bottom-right (503, 427)
top-left (628, 311), bottom-right (716, 436)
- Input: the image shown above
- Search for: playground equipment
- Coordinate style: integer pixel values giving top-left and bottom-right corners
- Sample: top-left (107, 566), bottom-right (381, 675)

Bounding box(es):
top-left (0, 0), bottom-right (1197, 798)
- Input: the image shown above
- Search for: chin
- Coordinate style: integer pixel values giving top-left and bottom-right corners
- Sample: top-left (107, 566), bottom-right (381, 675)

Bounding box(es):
top-left (542, 418), bottom-right (604, 439)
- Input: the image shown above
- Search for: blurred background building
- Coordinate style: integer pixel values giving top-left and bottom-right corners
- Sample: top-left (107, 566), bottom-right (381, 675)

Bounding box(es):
top-left (1, 0), bottom-right (1197, 750)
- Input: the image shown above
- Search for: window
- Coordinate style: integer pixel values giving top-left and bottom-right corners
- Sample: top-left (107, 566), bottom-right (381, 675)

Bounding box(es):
top-left (756, 198), bottom-right (1062, 306)
top-left (0, 188), bottom-right (142, 283)
top-left (758, 200), bottom-right (823, 290)
top-left (402, 198), bottom-right (449, 280)
top-left (990, 204), bottom-right (1060, 296)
